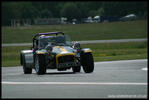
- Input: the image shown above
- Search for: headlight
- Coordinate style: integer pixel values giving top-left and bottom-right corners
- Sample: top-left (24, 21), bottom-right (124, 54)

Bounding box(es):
top-left (45, 45), bottom-right (53, 53)
top-left (73, 42), bottom-right (81, 50)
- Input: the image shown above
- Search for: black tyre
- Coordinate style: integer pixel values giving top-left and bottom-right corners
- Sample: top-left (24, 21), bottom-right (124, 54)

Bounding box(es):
top-left (22, 55), bottom-right (32, 74)
top-left (81, 53), bottom-right (94, 73)
top-left (72, 66), bottom-right (81, 73)
top-left (34, 54), bottom-right (46, 75)
top-left (23, 66), bottom-right (32, 74)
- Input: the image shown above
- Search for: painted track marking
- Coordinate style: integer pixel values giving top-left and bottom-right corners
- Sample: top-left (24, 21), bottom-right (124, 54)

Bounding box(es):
top-left (142, 67), bottom-right (147, 71)
top-left (2, 82), bottom-right (147, 85)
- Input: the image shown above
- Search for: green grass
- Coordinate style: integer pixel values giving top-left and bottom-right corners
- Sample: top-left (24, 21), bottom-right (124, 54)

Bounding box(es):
top-left (2, 46), bottom-right (30, 67)
top-left (2, 42), bottom-right (147, 67)
top-left (2, 20), bottom-right (147, 43)
top-left (82, 42), bottom-right (147, 62)
top-left (2, 20), bottom-right (147, 67)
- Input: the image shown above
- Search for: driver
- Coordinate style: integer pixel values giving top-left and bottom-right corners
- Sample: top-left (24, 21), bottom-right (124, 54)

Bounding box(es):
top-left (56, 36), bottom-right (65, 44)
top-left (39, 35), bottom-right (48, 49)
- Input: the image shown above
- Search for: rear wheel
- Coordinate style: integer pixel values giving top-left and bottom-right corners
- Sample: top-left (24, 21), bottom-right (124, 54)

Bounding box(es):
top-left (34, 54), bottom-right (46, 75)
top-left (81, 53), bottom-right (94, 73)
top-left (22, 55), bottom-right (32, 74)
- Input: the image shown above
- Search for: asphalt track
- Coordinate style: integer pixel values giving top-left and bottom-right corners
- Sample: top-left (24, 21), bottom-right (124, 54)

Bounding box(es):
top-left (2, 38), bottom-right (147, 47)
top-left (2, 59), bottom-right (148, 98)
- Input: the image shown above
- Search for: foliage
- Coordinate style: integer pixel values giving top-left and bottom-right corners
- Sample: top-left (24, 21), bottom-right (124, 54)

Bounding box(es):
top-left (2, 1), bottom-right (147, 26)
top-left (61, 2), bottom-right (81, 21)
top-left (40, 9), bottom-right (53, 18)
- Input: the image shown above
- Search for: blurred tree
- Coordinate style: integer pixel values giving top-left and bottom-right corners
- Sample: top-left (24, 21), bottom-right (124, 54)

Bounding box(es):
top-left (31, 1), bottom-right (60, 17)
top-left (88, 10), bottom-right (97, 17)
top-left (2, 1), bottom-right (147, 26)
top-left (40, 9), bottom-right (53, 18)
top-left (2, 2), bottom-right (23, 26)
top-left (2, 2), bottom-right (37, 26)
top-left (21, 2), bottom-right (38, 19)
top-left (102, 1), bottom-right (147, 17)
top-left (97, 7), bottom-right (105, 16)
top-left (61, 2), bottom-right (81, 22)
top-left (75, 2), bottom-right (88, 18)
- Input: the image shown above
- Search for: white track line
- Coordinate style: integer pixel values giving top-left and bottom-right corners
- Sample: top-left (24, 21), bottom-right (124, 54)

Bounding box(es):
top-left (142, 67), bottom-right (147, 71)
top-left (2, 82), bottom-right (147, 85)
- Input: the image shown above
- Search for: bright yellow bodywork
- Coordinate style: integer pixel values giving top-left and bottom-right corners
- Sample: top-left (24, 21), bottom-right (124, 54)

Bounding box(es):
top-left (56, 53), bottom-right (75, 64)
top-left (84, 49), bottom-right (92, 53)
top-left (36, 51), bottom-right (45, 54)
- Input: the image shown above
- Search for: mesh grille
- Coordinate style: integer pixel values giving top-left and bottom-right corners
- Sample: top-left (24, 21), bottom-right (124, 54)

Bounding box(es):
top-left (58, 55), bottom-right (74, 63)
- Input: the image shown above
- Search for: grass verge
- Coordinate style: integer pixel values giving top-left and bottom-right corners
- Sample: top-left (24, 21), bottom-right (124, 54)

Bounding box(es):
top-left (2, 20), bottom-right (147, 43)
top-left (2, 41), bottom-right (147, 67)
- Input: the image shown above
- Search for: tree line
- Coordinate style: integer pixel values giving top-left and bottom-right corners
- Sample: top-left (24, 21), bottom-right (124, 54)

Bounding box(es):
top-left (2, 1), bottom-right (147, 26)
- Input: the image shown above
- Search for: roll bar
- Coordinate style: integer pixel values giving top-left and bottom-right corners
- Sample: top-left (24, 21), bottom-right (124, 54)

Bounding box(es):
top-left (32, 32), bottom-right (64, 48)
top-left (33, 32), bottom-right (64, 39)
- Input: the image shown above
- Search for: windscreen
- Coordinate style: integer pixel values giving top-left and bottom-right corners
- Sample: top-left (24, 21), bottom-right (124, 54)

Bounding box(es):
top-left (38, 35), bottom-right (72, 49)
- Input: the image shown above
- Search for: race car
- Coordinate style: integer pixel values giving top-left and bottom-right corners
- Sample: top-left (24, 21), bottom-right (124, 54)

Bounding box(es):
top-left (20, 32), bottom-right (94, 75)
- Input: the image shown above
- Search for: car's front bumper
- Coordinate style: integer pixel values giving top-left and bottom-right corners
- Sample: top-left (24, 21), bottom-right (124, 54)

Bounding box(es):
top-left (57, 62), bottom-right (80, 68)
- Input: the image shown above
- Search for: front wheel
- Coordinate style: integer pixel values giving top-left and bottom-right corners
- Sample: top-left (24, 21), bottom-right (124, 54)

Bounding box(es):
top-left (81, 53), bottom-right (94, 73)
top-left (34, 54), bottom-right (46, 75)
top-left (23, 66), bottom-right (32, 74)
top-left (72, 66), bottom-right (81, 73)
